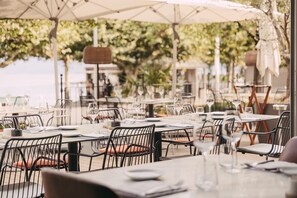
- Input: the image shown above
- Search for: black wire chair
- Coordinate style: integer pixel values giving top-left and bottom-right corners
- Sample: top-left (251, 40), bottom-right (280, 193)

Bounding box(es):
top-left (0, 134), bottom-right (62, 198)
top-left (47, 99), bottom-right (72, 126)
top-left (64, 108), bottom-right (123, 171)
top-left (193, 119), bottom-right (232, 155)
top-left (79, 95), bottom-right (96, 124)
top-left (2, 114), bottom-right (44, 130)
top-left (237, 111), bottom-right (291, 159)
top-left (162, 104), bottom-right (195, 158)
top-left (102, 125), bottom-right (155, 170)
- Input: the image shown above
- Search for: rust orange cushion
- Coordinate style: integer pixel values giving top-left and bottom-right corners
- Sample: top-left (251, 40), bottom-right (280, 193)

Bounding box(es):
top-left (104, 145), bottom-right (148, 154)
top-left (13, 158), bottom-right (66, 169)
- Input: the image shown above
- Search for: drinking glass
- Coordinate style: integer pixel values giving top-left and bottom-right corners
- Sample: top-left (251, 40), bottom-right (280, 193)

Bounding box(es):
top-left (138, 86), bottom-right (144, 98)
top-left (174, 97), bottom-right (184, 115)
top-left (147, 86), bottom-right (154, 99)
top-left (114, 85), bottom-right (122, 98)
top-left (232, 97), bottom-right (241, 113)
top-left (24, 95), bottom-right (30, 108)
top-left (221, 111), bottom-right (243, 174)
top-left (87, 103), bottom-right (98, 124)
top-left (159, 86), bottom-right (165, 98)
top-left (5, 94), bottom-right (12, 109)
top-left (132, 97), bottom-right (141, 120)
top-left (206, 98), bottom-right (214, 113)
top-left (244, 107), bottom-right (256, 131)
top-left (192, 117), bottom-right (217, 191)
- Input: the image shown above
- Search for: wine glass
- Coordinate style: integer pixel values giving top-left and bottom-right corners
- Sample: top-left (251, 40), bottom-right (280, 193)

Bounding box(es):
top-left (114, 84), bottom-right (122, 98)
top-left (206, 98), bottom-right (214, 113)
top-left (147, 86), bottom-right (154, 99)
top-left (244, 107), bottom-right (256, 132)
top-left (87, 103), bottom-right (98, 124)
top-left (132, 97), bottom-right (141, 120)
top-left (174, 97), bottom-right (184, 115)
top-left (232, 97), bottom-right (241, 113)
top-left (138, 86), bottom-right (144, 98)
top-left (24, 94), bottom-right (30, 108)
top-left (221, 111), bottom-right (243, 174)
top-left (159, 86), bottom-right (165, 99)
top-left (192, 116), bottom-right (217, 191)
top-left (5, 94), bottom-right (12, 109)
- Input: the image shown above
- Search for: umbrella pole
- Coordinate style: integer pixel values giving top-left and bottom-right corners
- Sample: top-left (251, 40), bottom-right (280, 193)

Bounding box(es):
top-left (97, 64), bottom-right (100, 107)
top-left (172, 38), bottom-right (177, 97)
top-left (214, 36), bottom-right (221, 92)
top-left (172, 24), bottom-right (179, 97)
top-left (53, 37), bottom-right (59, 102)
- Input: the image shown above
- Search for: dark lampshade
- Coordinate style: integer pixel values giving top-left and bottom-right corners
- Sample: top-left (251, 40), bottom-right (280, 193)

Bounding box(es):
top-left (83, 46), bottom-right (112, 64)
top-left (244, 51), bottom-right (257, 66)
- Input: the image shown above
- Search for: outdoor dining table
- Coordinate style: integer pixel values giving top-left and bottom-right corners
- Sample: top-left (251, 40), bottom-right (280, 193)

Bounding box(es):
top-left (0, 112), bottom-right (280, 171)
top-left (0, 122), bottom-right (192, 171)
top-left (77, 155), bottom-right (291, 197)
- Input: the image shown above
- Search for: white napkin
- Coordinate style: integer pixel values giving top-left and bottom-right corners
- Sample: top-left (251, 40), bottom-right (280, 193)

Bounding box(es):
top-left (83, 133), bottom-right (109, 138)
top-left (117, 180), bottom-right (187, 198)
top-left (167, 123), bottom-right (193, 128)
top-left (255, 161), bottom-right (297, 170)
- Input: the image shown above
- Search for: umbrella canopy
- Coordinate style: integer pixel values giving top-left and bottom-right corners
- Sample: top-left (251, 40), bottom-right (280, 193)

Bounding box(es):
top-left (0, 0), bottom-right (153, 20)
top-left (96, 0), bottom-right (261, 95)
top-left (256, 1), bottom-right (281, 85)
top-left (0, 0), bottom-right (155, 101)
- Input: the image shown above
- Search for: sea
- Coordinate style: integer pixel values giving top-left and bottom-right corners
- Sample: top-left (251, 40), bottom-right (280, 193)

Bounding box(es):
top-left (0, 57), bottom-right (86, 107)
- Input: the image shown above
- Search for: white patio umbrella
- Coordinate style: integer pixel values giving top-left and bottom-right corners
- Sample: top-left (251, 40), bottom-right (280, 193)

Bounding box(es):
top-left (95, 0), bottom-right (261, 95)
top-left (0, 0), bottom-right (155, 101)
top-left (256, 0), bottom-right (281, 85)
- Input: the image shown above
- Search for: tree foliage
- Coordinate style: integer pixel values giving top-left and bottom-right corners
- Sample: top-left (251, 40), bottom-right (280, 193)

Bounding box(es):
top-left (0, 19), bottom-right (50, 68)
top-left (0, 0), bottom-right (290, 99)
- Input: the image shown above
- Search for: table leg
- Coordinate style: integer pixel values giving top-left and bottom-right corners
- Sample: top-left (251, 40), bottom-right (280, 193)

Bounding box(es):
top-left (68, 142), bottom-right (79, 171)
top-left (154, 132), bottom-right (162, 162)
top-left (148, 104), bottom-right (154, 118)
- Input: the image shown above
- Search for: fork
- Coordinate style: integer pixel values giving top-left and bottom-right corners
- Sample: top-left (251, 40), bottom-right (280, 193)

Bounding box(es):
top-left (243, 159), bottom-right (274, 168)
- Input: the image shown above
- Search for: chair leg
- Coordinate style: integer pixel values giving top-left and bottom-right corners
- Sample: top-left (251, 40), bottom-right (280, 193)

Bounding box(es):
top-left (89, 157), bottom-right (93, 171)
top-left (165, 143), bottom-right (172, 157)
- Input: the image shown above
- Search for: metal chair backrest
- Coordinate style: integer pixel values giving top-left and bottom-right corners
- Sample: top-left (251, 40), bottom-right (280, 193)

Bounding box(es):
top-left (2, 114), bottom-right (44, 130)
top-left (96, 108), bottom-right (122, 123)
top-left (102, 125), bottom-right (155, 169)
top-left (181, 103), bottom-right (195, 114)
top-left (48, 99), bottom-right (72, 126)
top-left (0, 134), bottom-right (62, 198)
top-left (165, 104), bottom-right (195, 116)
top-left (41, 168), bottom-right (118, 198)
top-left (270, 111), bottom-right (291, 156)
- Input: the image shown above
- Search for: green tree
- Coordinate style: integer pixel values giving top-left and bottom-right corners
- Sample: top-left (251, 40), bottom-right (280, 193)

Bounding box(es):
top-left (0, 19), bottom-right (50, 68)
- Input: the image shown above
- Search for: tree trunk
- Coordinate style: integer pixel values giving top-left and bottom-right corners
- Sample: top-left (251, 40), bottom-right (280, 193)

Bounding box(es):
top-left (231, 60), bottom-right (235, 91)
top-left (284, 56), bottom-right (291, 101)
top-left (64, 56), bottom-right (70, 100)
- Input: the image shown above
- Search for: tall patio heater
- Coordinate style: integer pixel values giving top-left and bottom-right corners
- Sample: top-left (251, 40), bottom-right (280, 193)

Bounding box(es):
top-left (83, 46), bottom-right (112, 104)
